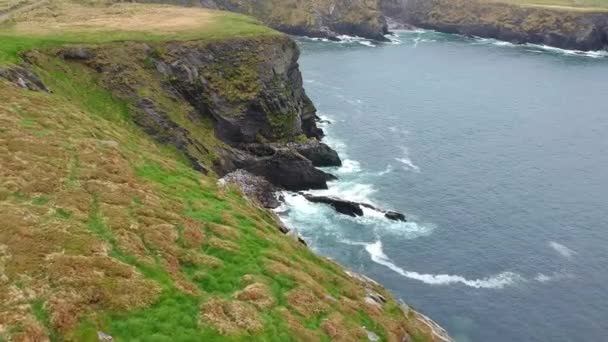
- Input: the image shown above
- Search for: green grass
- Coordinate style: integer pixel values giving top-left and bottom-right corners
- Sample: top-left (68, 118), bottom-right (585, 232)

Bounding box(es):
top-left (0, 7), bottom-right (277, 64)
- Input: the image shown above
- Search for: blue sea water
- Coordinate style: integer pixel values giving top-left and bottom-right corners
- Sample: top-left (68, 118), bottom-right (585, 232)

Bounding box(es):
top-left (278, 31), bottom-right (608, 341)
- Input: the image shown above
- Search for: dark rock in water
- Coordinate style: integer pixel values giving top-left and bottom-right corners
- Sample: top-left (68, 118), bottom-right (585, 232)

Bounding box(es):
top-left (384, 211), bottom-right (406, 221)
top-left (0, 66), bottom-right (49, 92)
top-left (325, 173), bottom-right (338, 181)
top-left (288, 140), bottom-right (342, 167)
top-left (220, 169), bottom-right (280, 208)
top-left (302, 194), bottom-right (364, 217)
top-left (245, 149), bottom-right (330, 191)
top-left (226, 149), bottom-right (330, 191)
top-left (305, 196), bottom-right (407, 220)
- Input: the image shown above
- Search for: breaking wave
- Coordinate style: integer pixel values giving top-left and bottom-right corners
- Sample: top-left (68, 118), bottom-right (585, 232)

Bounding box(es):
top-left (356, 240), bottom-right (523, 289)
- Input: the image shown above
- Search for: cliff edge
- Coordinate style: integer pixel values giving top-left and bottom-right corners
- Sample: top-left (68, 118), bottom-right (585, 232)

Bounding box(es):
top-left (0, 2), bottom-right (450, 341)
top-left (382, 0), bottom-right (608, 51)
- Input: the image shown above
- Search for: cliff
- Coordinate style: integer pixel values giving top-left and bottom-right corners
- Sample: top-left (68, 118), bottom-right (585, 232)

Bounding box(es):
top-left (0, 1), bottom-right (450, 341)
top-left (384, 0), bottom-right (608, 51)
top-left (131, 0), bottom-right (389, 41)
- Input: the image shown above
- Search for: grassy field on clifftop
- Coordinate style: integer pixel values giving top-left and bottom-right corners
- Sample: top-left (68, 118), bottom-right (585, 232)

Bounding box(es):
top-left (0, 2), bottom-right (439, 341)
top-left (0, 1), bottom-right (277, 63)
top-left (490, 0), bottom-right (608, 11)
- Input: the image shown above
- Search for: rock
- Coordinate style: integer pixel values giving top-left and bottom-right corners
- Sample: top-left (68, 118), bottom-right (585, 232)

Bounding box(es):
top-left (241, 150), bottom-right (330, 191)
top-left (60, 46), bottom-right (95, 60)
top-left (366, 329), bottom-right (380, 341)
top-left (301, 194), bottom-right (363, 217)
top-left (135, 99), bottom-right (209, 174)
top-left (288, 140), bottom-right (341, 167)
top-left (220, 170), bottom-right (280, 208)
top-left (385, 211), bottom-right (406, 221)
top-left (0, 66), bottom-right (49, 92)
top-left (97, 331), bottom-right (113, 341)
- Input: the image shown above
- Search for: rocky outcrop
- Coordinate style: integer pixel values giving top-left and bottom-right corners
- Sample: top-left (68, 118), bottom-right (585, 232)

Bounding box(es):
top-left (387, 0), bottom-right (608, 51)
top-left (302, 194), bottom-right (364, 217)
top-left (220, 169), bottom-right (280, 208)
top-left (42, 35), bottom-right (338, 191)
top-left (287, 140), bottom-right (342, 167)
top-left (0, 66), bottom-right (49, 92)
top-left (134, 0), bottom-right (389, 41)
top-left (302, 193), bottom-right (407, 221)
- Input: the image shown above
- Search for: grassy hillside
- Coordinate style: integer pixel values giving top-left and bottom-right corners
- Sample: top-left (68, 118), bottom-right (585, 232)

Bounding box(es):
top-left (0, 2), bottom-right (443, 341)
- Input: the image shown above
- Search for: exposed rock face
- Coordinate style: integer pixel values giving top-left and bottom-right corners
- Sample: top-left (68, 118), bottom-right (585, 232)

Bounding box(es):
top-left (220, 169), bottom-right (280, 208)
top-left (287, 140), bottom-right (342, 167)
top-left (387, 0), bottom-right (608, 51)
top-left (0, 66), bottom-right (49, 92)
top-left (45, 36), bottom-right (338, 191)
top-left (134, 0), bottom-right (389, 41)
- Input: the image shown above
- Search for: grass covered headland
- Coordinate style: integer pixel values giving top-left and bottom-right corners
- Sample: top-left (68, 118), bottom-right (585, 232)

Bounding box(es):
top-left (0, 1), bottom-right (447, 341)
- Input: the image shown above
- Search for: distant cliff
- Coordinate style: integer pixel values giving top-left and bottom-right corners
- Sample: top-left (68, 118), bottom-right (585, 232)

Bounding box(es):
top-left (382, 0), bottom-right (608, 51)
top-left (134, 0), bottom-right (389, 40)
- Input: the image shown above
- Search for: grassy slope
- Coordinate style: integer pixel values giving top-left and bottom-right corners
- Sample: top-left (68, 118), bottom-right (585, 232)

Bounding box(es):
top-left (0, 2), bottom-right (438, 341)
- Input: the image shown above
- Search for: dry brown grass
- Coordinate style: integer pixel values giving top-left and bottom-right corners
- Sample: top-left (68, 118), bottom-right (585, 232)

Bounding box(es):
top-left (233, 282), bottom-right (274, 309)
top-left (200, 297), bottom-right (264, 335)
top-left (9, 3), bottom-right (216, 35)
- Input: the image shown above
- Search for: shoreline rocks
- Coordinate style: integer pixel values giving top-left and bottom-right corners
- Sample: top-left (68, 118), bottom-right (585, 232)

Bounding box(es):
top-left (301, 193), bottom-right (407, 221)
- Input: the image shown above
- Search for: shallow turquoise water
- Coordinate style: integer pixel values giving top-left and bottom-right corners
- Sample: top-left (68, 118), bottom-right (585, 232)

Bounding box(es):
top-left (280, 31), bottom-right (608, 341)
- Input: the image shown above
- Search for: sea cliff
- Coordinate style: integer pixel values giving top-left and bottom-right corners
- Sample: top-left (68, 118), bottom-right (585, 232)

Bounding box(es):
top-left (134, 0), bottom-right (389, 41)
top-left (0, 1), bottom-right (450, 340)
top-left (383, 0), bottom-right (608, 51)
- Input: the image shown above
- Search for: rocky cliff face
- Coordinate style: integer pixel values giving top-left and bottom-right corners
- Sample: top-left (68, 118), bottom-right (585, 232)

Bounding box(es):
top-left (134, 0), bottom-right (389, 40)
top-left (386, 0), bottom-right (608, 51)
top-left (38, 35), bottom-right (338, 191)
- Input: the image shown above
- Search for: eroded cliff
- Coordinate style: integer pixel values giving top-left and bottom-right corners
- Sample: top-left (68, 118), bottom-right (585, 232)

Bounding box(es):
top-left (383, 0), bottom-right (608, 51)
top-left (133, 0), bottom-right (390, 40)
top-left (0, 2), bottom-right (450, 341)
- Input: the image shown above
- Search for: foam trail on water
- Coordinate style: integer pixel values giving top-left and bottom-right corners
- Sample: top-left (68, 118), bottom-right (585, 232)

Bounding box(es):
top-left (377, 165), bottom-right (393, 176)
top-left (395, 147), bottom-right (421, 172)
top-left (534, 272), bottom-right (574, 283)
top-left (362, 240), bottom-right (522, 289)
top-left (472, 36), bottom-right (608, 58)
top-left (549, 241), bottom-right (577, 259)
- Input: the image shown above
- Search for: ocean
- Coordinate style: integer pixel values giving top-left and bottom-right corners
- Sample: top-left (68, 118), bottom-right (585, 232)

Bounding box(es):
top-left (277, 30), bottom-right (608, 341)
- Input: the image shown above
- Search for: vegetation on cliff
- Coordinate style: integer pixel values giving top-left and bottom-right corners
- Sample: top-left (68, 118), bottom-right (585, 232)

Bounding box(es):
top-left (128, 0), bottom-right (389, 40)
top-left (0, 1), bottom-right (446, 341)
top-left (395, 0), bottom-right (608, 50)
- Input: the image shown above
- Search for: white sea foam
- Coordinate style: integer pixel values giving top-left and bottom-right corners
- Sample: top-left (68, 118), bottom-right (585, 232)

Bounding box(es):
top-left (472, 36), bottom-right (608, 58)
top-left (395, 147), bottom-right (421, 172)
top-left (337, 159), bottom-right (362, 174)
top-left (534, 272), bottom-right (574, 283)
top-left (336, 35), bottom-right (377, 47)
top-left (363, 241), bottom-right (522, 289)
top-left (549, 241), bottom-right (577, 259)
top-left (377, 165), bottom-right (393, 176)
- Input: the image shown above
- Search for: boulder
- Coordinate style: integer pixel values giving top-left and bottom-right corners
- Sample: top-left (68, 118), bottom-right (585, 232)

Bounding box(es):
top-left (246, 150), bottom-right (331, 191)
top-left (288, 140), bottom-right (341, 167)
top-left (301, 194), bottom-right (363, 217)
top-left (384, 211), bottom-right (406, 221)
